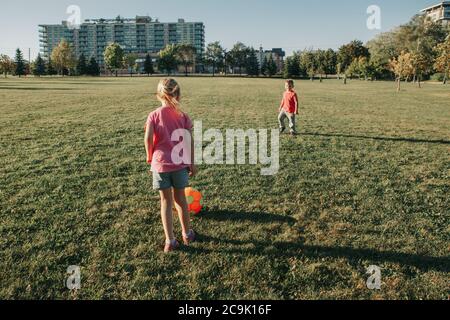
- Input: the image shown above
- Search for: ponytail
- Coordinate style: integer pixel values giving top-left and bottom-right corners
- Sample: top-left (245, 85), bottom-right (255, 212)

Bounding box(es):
top-left (156, 78), bottom-right (182, 113)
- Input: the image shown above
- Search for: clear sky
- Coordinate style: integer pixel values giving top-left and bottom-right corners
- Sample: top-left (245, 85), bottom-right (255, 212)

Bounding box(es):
top-left (0, 0), bottom-right (439, 59)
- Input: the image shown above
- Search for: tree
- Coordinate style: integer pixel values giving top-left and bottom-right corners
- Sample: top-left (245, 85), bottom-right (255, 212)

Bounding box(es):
top-left (367, 14), bottom-right (447, 80)
top-left (324, 49), bottom-right (337, 78)
top-left (346, 57), bottom-right (374, 80)
top-left (87, 57), bottom-right (100, 76)
top-left (361, 57), bottom-right (376, 80)
top-left (176, 44), bottom-right (197, 76)
top-left (246, 48), bottom-right (260, 76)
top-left (346, 59), bottom-right (359, 79)
top-left (144, 54), bottom-right (154, 76)
top-left (204, 41), bottom-right (224, 76)
top-left (229, 42), bottom-right (248, 75)
top-left (196, 54), bottom-right (205, 74)
top-left (434, 36), bottom-right (450, 84)
top-left (260, 56), bottom-right (268, 76)
top-left (367, 31), bottom-right (401, 79)
top-left (14, 49), bottom-right (26, 77)
top-left (336, 63), bottom-right (343, 80)
top-left (266, 54), bottom-right (277, 77)
top-left (300, 50), bottom-right (317, 81)
top-left (223, 50), bottom-right (233, 75)
top-left (123, 53), bottom-right (138, 77)
top-left (338, 40), bottom-right (370, 75)
top-left (0, 54), bottom-right (15, 78)
top-left (283, 54), bottom-right (301, 78)
top-left (47, 57), bottom-right (57, 75)
top-left (51, 40), bottom-right (75, 76)
top-left (411, 50), bottom-right (432, 88)
top-left (401, 15), bottom-right (447, 56)
top-left (76, 54), bottom-right (88, 76)
top-left (407, 16), bottom-right (446, 84)
top-left (32, 54), bottom-right (46, 77)
top-left (389, 51), bottom-right (414, 92)
top-left (315, 49), bottom-right (327, 82)
top-left (158, 44), bottom-right (179, 76)
top-left (104, 42), bottom-right (124, 77)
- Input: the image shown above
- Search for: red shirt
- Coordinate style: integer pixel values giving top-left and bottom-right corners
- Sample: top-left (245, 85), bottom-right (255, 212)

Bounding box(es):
top-left (281, 90), bottom-right (298, 113)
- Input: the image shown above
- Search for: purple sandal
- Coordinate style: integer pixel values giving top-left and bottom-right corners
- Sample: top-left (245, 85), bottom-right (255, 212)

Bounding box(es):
top-left (183, 230), bottom-right (196, 246)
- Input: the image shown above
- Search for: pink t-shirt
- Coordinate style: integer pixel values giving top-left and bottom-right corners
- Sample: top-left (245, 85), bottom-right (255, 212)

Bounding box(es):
top-left (146, 106), bottom-right (193, 173)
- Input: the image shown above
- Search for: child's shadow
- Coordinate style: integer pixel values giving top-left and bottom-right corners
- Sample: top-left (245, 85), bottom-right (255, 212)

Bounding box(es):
top-left (196, 209), bottom-right (297, 225)
top-left (189, 210), bottom-right (449, 273)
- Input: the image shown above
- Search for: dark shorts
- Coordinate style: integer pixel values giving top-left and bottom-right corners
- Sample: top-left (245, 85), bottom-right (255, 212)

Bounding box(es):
top-left (152, 168), bottom-right (190, 190)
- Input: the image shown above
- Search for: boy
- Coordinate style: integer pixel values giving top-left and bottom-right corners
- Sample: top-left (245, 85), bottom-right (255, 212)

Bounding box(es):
top-left (278, 79), bottom-right (299, 135)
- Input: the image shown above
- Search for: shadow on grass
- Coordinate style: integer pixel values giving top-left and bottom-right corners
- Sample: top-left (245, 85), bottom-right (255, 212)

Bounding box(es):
top-left (192, 210), bottom-right (449, 273)
top-left (189, 235), bottom-right (449, 273)
top-left (302, 132), bottom-right (450, 145)
top-left (198, 210), bottom-right (296, 224)
top-left (0, 87), bottom-right (75, 91)
top-left (30, 82), bottom-right (134, 85)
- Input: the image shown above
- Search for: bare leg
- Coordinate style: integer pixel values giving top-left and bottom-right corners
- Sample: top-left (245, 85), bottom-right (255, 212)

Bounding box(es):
top-left (160, 188), bottom-right (175, 242)
top-left (173, 188), bottom-right (191, 236)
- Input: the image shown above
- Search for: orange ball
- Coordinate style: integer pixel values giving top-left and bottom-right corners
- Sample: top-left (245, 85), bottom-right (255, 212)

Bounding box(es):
top-left (185, 188), bottom-right (195, 204)
top-left (190, 201), bottom-right (203, 215)
top-left (185, 187), bottom-right (193, 197)
top-left (185, 188), bottom-right (203, 214)
top-left (192, 191), bottom-right (202, 202)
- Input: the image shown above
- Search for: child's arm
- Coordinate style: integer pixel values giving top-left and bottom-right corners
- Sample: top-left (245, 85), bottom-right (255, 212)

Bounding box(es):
top-left (279, 97), bottom-right (284, 112)
top-left (295, 93), bottom-right (299, 115)
top-left (144, 123), bottom-right (154, 164)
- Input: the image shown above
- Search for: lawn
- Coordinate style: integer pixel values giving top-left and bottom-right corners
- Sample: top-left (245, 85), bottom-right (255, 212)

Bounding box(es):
top-left (0, 76), bottom-right (449, 300)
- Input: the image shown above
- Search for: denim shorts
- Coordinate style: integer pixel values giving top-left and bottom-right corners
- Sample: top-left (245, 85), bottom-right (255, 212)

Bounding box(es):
top-left (152, 168), bottom-right (190, 190)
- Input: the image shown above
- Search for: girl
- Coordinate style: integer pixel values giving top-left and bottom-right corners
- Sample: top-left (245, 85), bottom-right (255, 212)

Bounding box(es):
top-left (145, 78), bottom-right (197, 253)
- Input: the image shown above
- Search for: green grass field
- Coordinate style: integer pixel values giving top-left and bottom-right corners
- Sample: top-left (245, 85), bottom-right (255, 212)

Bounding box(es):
top-left (0, 76), bottom-right (449, 300)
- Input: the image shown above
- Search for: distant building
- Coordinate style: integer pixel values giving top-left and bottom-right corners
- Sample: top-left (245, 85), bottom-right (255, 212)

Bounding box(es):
top-left (421, 1), bottom-right (450, 25)
top-left (39, 16), bottom-right (205, 69)
top-left (258, 47), bottom-right (286, 73)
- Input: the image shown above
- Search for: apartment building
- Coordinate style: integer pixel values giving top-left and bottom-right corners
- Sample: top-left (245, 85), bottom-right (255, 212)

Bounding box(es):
top-left (258, 47), bottom-right (286, 73)
top-left (421, 1), bottom-right (450, 25)
top-left (39, 16), bottom-right (205, 67)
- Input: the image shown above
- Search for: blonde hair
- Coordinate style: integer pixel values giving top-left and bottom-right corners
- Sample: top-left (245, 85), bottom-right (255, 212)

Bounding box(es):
top-left (157, 78), bottom-right (181, 112)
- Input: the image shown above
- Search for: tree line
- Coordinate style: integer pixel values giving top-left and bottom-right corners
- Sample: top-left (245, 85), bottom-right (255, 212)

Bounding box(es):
top-left (0, 47), bottom-right (101, 78)
top-left (0, 40), bottom-right (275, 78)
top-left (0, 14), bottom-right (448, 85)
top-left (285, 15), bottom-right (449, 87)
top-left (0, 40), bottom-right (282, 78)
top-left (102, 41), bottom-right (278, 77)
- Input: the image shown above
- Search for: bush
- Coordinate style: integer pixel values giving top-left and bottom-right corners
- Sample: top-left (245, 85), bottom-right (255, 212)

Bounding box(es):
top-left (430, 73), bottom-right (445, 82)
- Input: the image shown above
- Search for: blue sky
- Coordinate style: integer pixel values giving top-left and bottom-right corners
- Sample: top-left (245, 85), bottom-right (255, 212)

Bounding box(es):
top-left (0, 0), bottom-right (438, 59)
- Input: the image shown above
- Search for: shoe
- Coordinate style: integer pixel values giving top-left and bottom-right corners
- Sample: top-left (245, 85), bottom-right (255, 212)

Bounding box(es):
top-left (280, 127), bottom-right (286, 133)
top-left (183, 230), bottom-right (196, 246)
top-left (290, 131), bottom-right (298, 136)
top-left (164, 240), bottom-right (179, 253)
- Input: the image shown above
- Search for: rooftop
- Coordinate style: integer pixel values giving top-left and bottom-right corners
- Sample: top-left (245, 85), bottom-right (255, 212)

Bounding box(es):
top-left (39, 16), bottom-right (203, 27)
top-left (421, 1), bottom-right (450, 12)
top-left (84, 16), bottom-right (157, 24)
